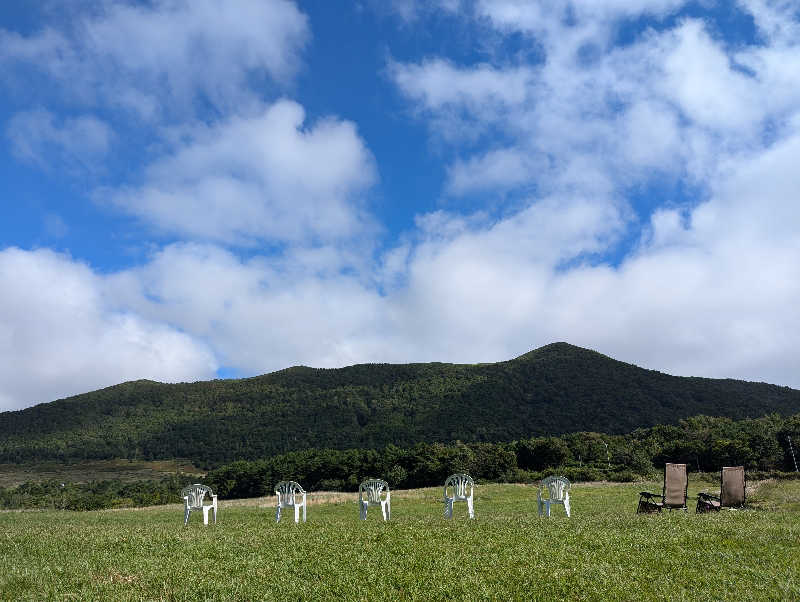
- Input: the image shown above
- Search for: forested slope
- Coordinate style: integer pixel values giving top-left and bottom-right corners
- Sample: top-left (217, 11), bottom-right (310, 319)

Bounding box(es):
top-left (2, 343), bottom-right (799, 466)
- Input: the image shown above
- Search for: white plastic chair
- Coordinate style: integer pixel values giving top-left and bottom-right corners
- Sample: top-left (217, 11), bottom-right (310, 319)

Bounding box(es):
top-left (538, 475), bottom-right (571, 517)
top-left (359, 479), bottom-right (391, 521)
top-left (181, 484), bottom-right (217, 526)
top-left (444, 473), bottom-right (474, 519)
top-left (275, 481), bottom-right (307, 523)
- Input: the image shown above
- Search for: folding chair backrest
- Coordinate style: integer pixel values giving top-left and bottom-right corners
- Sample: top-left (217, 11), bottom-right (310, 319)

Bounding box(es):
top-left (663, 463), bottom-right (687, 508)
top-left (720, 466), bottom-right (745, 507)
top-left (181, 484), bottom-right (212, 509)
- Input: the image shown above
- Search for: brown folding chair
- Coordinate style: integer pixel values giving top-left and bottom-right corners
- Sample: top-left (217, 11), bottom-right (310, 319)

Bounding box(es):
top-left (637, 463), bottom-right (688, 513)
top-left (697, 466), bottom-right (746, 512)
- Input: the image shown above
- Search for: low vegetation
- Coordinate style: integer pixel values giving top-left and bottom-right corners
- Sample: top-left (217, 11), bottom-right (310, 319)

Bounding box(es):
top-left (1, 480), bottom-right (798, 600)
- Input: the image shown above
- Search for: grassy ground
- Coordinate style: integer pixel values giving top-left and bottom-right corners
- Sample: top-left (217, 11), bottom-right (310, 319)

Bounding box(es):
top-left (0, 479), bottom-right (798, 601)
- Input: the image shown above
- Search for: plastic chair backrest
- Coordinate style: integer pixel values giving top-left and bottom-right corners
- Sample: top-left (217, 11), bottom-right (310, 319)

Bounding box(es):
top-left (275, 481), bottom-right (305, 505)
top-left (444, 473), bottom-right (474, 500)
top-left (359, 479), bottom-right (388, 504)
top-left (540, 476), bottom-right (570, 501)
top-left (181, 484), bottom-right (212, 509)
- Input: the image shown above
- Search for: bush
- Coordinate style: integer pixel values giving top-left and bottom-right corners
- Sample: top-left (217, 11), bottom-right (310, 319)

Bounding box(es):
top-left (558, 467), bottom-right (606, 482)
top-left (609, 470), bottom-right (638, 482)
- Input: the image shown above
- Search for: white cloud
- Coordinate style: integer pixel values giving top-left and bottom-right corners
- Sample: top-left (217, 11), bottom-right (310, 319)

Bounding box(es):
top-left (0, 247), bottom-right (217, 411)
top-left (387, 128), bottom-right (800, 385)
top-left (446, 148), bottom-right (547, 196)
top-left (476, 0), bottom-right (689, 34)
top-left (391, 6), bottom-right (800, 200)
top-left (6, 108), bottom-right (112, 169)
top-left (106, 243), bottom-right (388, 375)
top-left (390, 58), bottom-right (535, 112)
top-left (655, 20), bottom-right (762, 132)
top-left (0, 0), bottom-right (309, 118)
top-left (106, 100), bottom-right (376, 245)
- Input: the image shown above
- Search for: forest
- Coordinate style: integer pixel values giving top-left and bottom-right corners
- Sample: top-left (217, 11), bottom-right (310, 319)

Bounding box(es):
top-left (2, 343), bottom-right (799, 467)
top-left (3, 412), bottom-right (798, 509)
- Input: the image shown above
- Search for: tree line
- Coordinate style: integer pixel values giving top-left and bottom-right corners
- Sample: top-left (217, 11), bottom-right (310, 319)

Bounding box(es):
top-left (0, 476), bottom-right (183, 511)
top-left (205, 412), bottom-right (800, 499)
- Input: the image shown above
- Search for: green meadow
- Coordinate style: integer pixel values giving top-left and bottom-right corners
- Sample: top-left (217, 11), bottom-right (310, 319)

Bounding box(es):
top-left (1, 479), bottom-right (798, 601)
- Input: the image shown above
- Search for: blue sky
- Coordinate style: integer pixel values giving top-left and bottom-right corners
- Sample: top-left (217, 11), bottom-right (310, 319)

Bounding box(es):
top-left (1, 0), bottom-right (799, 410)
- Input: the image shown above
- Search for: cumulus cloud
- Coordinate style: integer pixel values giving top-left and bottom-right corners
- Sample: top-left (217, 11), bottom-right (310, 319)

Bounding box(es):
top-left (106, 100), bottom-right (376, 245)
top-left (0, 0), bottom-right (309, 118)
top-left (105, 243), bottom-right (388, 375)
top-left (0, 248), bottom-right (217, 411)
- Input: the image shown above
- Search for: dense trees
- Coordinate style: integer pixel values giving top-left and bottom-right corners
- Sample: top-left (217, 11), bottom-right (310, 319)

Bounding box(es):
top-left (0, 477), bottom-right (183, 510)
top-left (205, 412), bottom-right (800, 500)
top-left (2, 412), bottom-right (798, 510)
top-left (2, 343), bottom-right (799, 467)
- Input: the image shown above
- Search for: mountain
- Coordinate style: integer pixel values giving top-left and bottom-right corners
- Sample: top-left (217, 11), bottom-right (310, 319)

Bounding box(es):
top-left (2, 343), bottom-right (799, 466)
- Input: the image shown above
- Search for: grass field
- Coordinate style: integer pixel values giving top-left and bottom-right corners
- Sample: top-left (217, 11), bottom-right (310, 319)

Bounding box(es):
top-left (1, 479), bottom-right (798, 601)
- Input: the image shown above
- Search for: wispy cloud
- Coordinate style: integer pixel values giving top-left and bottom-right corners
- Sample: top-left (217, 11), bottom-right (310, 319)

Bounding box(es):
top-left (7, 109), bottom-right (112, 170)
top-left (0, 0), bottom-right (309, 119)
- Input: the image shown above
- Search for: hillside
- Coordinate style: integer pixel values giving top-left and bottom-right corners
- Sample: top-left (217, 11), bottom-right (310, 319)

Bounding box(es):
top-left (2, 343), bottom-right (799, 466)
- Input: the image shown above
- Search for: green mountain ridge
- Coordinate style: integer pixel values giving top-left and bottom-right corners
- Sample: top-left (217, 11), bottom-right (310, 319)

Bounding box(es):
top-left (2, 342), bottom-right (799, 466)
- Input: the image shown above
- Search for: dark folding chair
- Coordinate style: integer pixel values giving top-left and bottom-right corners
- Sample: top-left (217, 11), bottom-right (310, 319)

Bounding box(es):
top-left (637, 463), bottom-right (688, 513)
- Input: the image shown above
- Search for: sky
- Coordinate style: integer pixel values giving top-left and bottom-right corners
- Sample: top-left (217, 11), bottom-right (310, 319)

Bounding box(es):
top-left (1, 0), bottom-right (799, 411)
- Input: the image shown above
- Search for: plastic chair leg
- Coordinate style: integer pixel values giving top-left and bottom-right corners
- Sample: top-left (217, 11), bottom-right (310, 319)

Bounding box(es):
top-left (444, 499), bottom-right (453, 519)
top-left (184, 508), bottom-right (190, 526)
top-left (302, 503), bottom-right (307, 523)
top-left (467, 498), bottom-right (474, 519)
top-left (564, 499), bottom-right (571, 517)
top-left (381, 502), bottom-right (388, 521)
top-left (276, 505), bottom-right (282, 523)
top-left (294, 504), bottom-right (300, 524)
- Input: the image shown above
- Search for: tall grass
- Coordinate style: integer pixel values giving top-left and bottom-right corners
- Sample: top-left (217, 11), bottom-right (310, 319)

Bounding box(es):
top-left (1, 480), bottom-right (798, 600)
